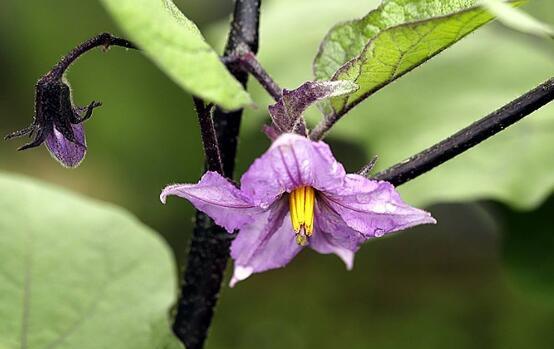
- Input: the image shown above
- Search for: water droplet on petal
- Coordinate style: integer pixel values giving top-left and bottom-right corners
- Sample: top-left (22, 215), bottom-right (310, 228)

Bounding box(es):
top-left (374, 230), bottom-right (384, 238)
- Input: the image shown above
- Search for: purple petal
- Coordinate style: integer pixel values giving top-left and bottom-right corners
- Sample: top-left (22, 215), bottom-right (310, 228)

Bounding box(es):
top-left (160, 171), bottom-right (262, 233)
top-left (309, 233), bottom-right (355, 269)
top-left (230, 199), bottom-right (302, 286)
top-left (45, 123), bottom-right (86, 168)
top-left (241, 134), bottom-right (347, 206)
top-left (309, 199), bottom-right (368, 269)
top-left (322, 174), bottom-right (436, 237)
top-left (268, 81), bottom-right (358, 135)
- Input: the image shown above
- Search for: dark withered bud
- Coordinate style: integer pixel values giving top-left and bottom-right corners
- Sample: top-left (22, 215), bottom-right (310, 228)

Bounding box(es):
top-left (5, 74), bottom-right (101, 168)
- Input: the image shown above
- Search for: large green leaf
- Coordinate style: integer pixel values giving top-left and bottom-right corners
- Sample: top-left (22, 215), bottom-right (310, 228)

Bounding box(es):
top-left (208, 0), bottom-right (554, 209)
top-left (100, 0), bottom-right (252, 110)
top-left (0, 173), bottom-right (182, 349)
top-left (313, 0), bottom-right (524, 117)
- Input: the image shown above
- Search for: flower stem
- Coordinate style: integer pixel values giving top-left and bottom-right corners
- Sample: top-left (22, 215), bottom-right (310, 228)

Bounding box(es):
top-left (193, 98), bottom-right (223, 174)
top-left (373, 77), bottom-right (554, 186)
top-left (50, 33), bottom-right (137, 79)
top-left (172, 1), bottom-right (261, 349)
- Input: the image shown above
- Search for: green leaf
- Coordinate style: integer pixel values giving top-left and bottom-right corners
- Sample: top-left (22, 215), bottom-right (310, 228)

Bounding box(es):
top-left (481, 0), bottom-right (554, 38)
top-left (99, 0), bottom-right (252, 110)
top-left (208, 0), bottom-right (554, 210)
top-left (313, 0), bottom-right (524, 117)
top-left (330, 29), bottom-right (554, 210)
top-left (0, 172), bottom-right (183, 349)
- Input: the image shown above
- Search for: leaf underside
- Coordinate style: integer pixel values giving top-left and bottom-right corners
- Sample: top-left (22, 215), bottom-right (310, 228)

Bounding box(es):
top-left (269, 80), bottom-right (358, 135)
top-left (0, 172), bottom-right (183, 349)
top-left (481, 0), bottom-right (554, 38)
top-left (100, 0), bottom-right (252, 110)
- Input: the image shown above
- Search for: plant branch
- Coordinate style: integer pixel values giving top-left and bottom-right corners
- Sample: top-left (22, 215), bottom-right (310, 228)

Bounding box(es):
top-left (172, 1), bottom-right (261, 349)
top-left (224, 47), bottom-right (282, 101)
top-left (310, 111), bottom-right (335, 140)
top-left (193, 97), bottom-right (223, 174)
top-left (50, 32), bottom-right (137, 79)
top-left (373, 77), bottom-right (554, 186)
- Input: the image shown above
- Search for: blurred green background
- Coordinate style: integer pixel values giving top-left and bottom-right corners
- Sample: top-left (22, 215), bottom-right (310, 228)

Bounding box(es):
top-left (1, 0), bottom-right (553, 348)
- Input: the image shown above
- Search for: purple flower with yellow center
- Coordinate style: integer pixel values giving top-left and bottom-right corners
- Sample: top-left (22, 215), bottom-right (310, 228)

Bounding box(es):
top-left (161, 133), bottom-right (435, 286)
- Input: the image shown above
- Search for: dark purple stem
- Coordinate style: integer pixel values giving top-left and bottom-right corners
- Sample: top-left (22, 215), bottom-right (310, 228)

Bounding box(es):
top-left (172, 1), bottom-right (261, 349)
top-left (193, 98), bottom-right (223, 174)
top-left (310, 113), bottom-right (335, 140)
top-left (374, 77), bottom-right (554, 186)
top-left (50, 33), bottom-right (137, 79)
top-left (224, 48), bottom-right (282, 101)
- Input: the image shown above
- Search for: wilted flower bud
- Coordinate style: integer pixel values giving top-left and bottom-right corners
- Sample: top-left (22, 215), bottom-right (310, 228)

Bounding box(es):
top-left (5, 74), bottom-right (101, 168)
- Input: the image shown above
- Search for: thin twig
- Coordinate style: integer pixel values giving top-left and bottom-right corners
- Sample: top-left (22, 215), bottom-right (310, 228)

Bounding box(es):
top-left (373, 77), bottom-right (554, 186)
top-left (224, 47), bottom-right (282, 100)
top-left (310, 112), bottom-right (335, 140)
top-left (172, 1), bottom-right (261, 349)
top-left (50, 33), bottom-right (137, 79)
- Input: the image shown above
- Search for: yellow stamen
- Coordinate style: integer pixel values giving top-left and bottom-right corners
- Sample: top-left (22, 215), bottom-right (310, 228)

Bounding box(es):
top-left (296, 187), bottom-right (305, 225)
top-left (304, 187), bottom-right (315, 236)
top-left (289, 186), bottom-right (316, 245)
top-left (290, 190), bottom-right (300, 232)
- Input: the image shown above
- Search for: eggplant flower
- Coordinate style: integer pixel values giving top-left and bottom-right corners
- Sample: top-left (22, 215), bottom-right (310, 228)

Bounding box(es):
top-left (161, 134), bottom-right (435, 286)
top-left (5, 77), bottom-right (100, 168)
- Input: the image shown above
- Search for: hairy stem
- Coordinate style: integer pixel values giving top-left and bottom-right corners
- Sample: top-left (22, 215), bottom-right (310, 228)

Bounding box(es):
top-left (172, 1), bottom-right (261, 349)
top-left (50, 33), bottom-right (137, 79)
top-left (309, 112), bottom-right (335, 141)
top-left (193, 98), bottom-right (223, 174)
top-left (374, 77), bottom-right (554, 186)
top-left (224, 47), bottom-right (282, 101)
